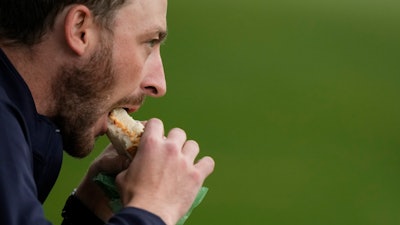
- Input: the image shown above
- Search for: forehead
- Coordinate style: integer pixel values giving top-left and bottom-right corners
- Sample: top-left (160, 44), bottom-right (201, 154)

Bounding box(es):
top-left (113, 0), bottom-right (167, 36)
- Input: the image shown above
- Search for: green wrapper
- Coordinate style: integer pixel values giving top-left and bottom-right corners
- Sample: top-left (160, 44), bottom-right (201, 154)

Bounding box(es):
top-left (93, 173), bottom-right (208, 225)
top-left (93, 173), bottom-right (123, 212)
top-left (176, 186), bottom-right (208, 225)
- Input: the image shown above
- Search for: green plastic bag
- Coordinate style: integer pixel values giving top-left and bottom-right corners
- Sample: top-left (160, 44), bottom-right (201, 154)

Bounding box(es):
top-left (93, 173), bottom-right (208, 225)
top-left (176, 186), bottom-right (208, 225)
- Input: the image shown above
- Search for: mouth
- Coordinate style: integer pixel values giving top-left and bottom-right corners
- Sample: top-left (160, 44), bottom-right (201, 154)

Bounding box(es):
top-left (101, 95), bottom-right (145, 135)
top-left (123, 107), bottom-right (138, 114)
top-left (109, 95), bottom-right (145, 116)
top-left (109, 105), bottom-right (140, 115)
top-left (102, 107), bottom-right (135, 134)
top-left (97, 99), bottom-right (143, 138)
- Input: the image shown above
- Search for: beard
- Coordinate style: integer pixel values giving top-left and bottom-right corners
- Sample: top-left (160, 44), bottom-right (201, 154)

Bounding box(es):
top-left (52, 39), bottom-right (115, 158)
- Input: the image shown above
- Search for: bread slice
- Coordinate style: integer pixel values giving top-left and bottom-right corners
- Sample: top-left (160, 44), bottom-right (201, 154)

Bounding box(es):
top-left (106, 108), bottom-right (144, 159)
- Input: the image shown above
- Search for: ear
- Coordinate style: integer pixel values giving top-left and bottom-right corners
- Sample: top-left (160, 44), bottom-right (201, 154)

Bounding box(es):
top-left (64, 5), bottom-right (96, 56)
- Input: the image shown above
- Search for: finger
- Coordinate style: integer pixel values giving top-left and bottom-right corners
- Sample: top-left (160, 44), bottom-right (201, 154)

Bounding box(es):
top-left (115, 169), bottom-right (127, 188)
top-left (100, 144), bottom-right (118, 156)
top-left (166, 127), bottom-right (187, 145)
top-left (182, 140), bottom-right (199, 162)
top-left (96, 154), bottom-right (131, 175)
top-left (195, 156), bottom-right (215, 179)
top-left (140, 120), bottom-right (147, 127)
top-left (142, 118), bottom-right (165, 139)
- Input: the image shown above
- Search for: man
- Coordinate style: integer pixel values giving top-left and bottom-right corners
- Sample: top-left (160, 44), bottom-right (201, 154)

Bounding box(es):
top-left (0, 0), bottom-right (215, 224)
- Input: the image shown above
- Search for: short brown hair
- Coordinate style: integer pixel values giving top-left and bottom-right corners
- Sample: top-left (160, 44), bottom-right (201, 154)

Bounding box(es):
top-left (0, 0), bottom-right (127, 46)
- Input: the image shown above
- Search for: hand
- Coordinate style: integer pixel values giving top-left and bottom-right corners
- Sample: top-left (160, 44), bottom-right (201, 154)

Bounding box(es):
top-left (75, 144), bottom-right (131, 222)
top-left (116, 118), bottom-right (215, 225)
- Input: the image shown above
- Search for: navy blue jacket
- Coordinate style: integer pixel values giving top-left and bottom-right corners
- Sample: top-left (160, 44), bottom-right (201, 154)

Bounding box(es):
top-left (0, 49), bottom-right (165, 225)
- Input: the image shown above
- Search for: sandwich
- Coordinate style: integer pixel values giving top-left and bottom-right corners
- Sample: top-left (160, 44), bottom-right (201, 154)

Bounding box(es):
top-left (104, 108), bottom-right (209, 224)
top-left (106, 108), bottom-right (144, 159)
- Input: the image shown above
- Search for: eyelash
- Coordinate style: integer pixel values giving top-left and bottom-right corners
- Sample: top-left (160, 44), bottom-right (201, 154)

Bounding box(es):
top-left (148, 39), bottom-right (160, 48)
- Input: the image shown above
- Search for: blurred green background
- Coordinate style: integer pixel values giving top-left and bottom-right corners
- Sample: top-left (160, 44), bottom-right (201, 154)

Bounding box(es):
top-left (44, 0), bottom-right (400, 224)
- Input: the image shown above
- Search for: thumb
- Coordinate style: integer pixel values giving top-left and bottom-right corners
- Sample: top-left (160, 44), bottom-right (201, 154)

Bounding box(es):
top-left (95, 153), bottom-right (131, 175)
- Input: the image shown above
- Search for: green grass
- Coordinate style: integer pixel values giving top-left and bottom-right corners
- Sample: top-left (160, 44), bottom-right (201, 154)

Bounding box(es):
top-left (44, 1), bottom-right (400, 224)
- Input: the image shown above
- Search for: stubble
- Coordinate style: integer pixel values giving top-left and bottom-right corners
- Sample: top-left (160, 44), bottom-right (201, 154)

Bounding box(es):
top-left (52, 39), bottom-right (115, 158)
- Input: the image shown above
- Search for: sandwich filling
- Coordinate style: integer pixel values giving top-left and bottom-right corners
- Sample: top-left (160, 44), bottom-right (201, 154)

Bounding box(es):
top-left (107, 108), bottom-right (144, 158)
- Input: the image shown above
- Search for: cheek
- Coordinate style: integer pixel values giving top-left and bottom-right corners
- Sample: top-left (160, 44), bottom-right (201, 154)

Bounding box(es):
top-left (112, 48), bottom-right (146, 95)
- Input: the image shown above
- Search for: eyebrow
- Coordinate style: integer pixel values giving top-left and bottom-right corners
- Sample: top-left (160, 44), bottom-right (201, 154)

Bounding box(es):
top-left (157, 28), bottom-right (168, 44)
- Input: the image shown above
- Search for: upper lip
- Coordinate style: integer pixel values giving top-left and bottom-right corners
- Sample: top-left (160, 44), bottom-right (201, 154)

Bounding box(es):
top-left (107, 107), bottom-right (139, 117)
top-left (121, 105), bottom-right (141, 114)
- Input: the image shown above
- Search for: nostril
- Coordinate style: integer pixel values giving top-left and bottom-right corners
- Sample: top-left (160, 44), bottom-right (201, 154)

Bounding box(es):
top-left (145, 86), bottom-right (158, 95)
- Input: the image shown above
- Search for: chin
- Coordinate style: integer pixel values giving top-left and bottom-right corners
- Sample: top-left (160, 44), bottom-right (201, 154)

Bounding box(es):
top-left (62, 129), bottom-right (96, 158)
top-left (64, 141), bottom-right (95, 158)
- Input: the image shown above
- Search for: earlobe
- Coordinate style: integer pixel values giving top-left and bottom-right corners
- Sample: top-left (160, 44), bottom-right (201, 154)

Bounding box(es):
top-left (64, 5), bottom-right (92, 56)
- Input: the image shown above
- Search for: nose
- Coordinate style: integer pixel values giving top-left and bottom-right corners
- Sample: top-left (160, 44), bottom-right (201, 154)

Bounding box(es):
top-left (141, 51), bottom-right (167, 97)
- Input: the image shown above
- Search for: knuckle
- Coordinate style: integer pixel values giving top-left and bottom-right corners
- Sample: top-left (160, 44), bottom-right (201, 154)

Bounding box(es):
top-left (142, 133), bottom-right (159, 147)
top-left (164, 140), bottom-right (180, 155)
top-left (189, 170), bottom-right (203, 184)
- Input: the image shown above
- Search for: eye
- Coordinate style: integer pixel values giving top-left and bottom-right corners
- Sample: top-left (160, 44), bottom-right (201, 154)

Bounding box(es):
top-left (148, 39), bottom-right (159, 48)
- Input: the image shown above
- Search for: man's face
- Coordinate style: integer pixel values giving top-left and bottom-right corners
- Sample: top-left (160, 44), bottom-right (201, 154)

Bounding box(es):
top-left (54, 0), bottom-right (168, 157)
